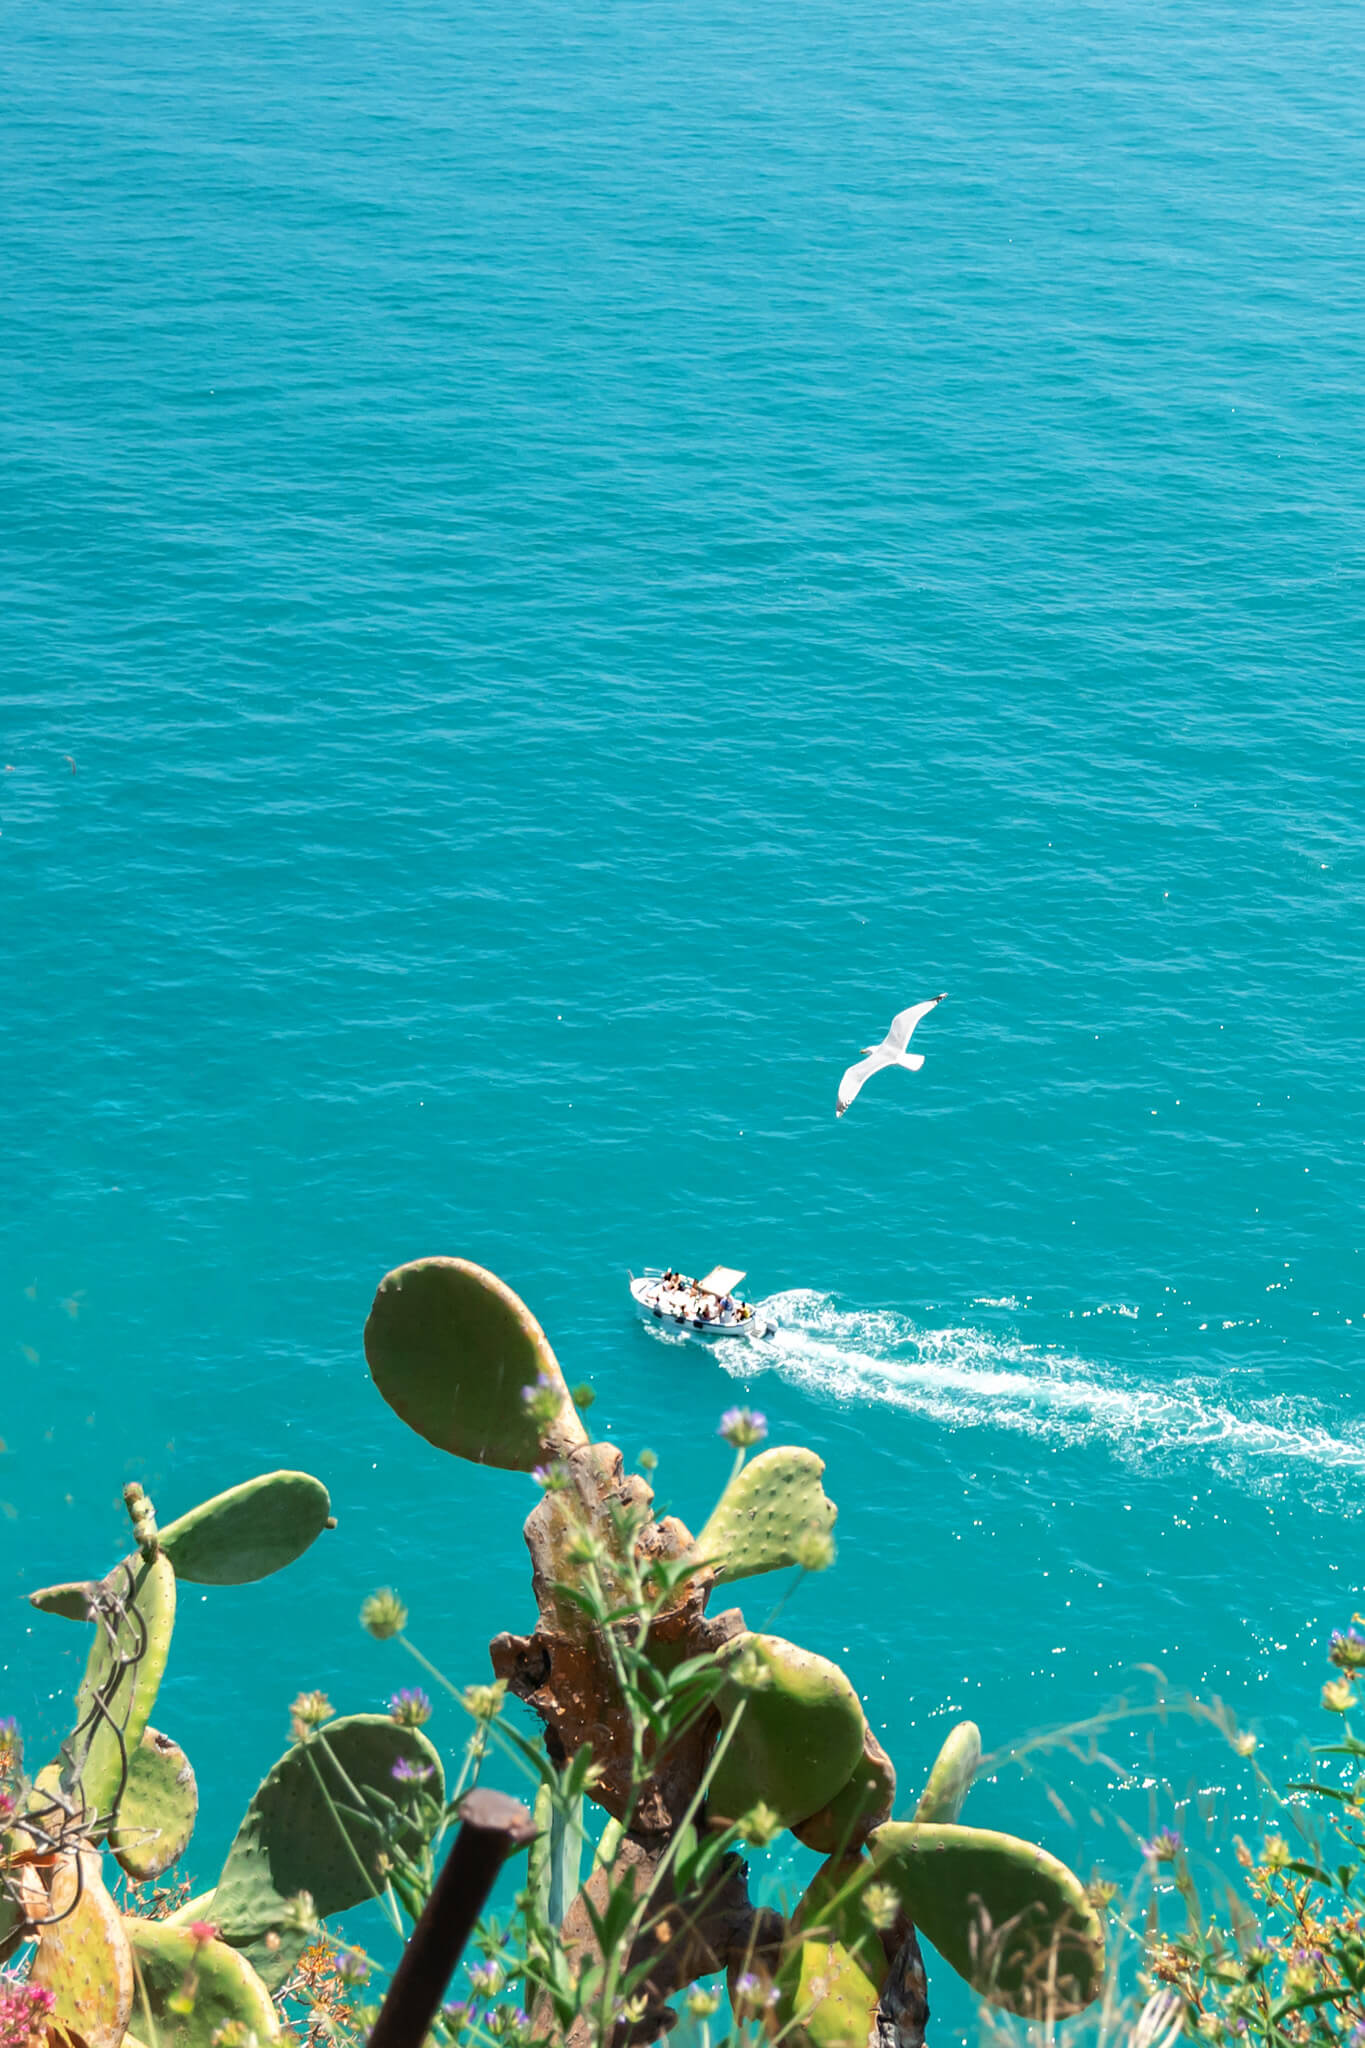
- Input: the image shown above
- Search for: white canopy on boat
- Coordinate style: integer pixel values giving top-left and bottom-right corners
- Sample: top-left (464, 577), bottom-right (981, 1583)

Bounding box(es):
top-left (697, 1266), bottom-right (745, 1297)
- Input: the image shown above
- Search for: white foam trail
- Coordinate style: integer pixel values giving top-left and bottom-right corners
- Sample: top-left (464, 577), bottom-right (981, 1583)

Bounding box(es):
top-left (721, 1290), bottom-right (1365, 1483)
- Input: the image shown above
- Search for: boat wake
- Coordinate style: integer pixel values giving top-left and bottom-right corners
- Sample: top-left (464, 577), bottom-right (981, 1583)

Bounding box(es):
top-left (720, 1290), bottom-right (1365, 1490)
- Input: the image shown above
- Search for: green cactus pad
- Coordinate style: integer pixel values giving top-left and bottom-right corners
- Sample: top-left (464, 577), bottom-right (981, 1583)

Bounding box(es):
top-left (793, 1851), bottom-right (888, 1974)
top-left (914, 1720), bottom-right (980, 1822)
top-left (708, 1633), bottom-right (867, 1832)
top-left (773, 1858), bottom-right (888, 2048)
top-left (158, 1471), bottom-right (332, 1585)
top-left (212, 1712), bottom-right (444, 1987)
top-left (774, 1935), bottom-right (882, 2048)
top-left (33, 1548), bottom-right (176, 1832)
top-left (112, 1726), bottom-right (199, 1879)
top-left (0, 1899), bottom-right (21, 1967)
top-left (28, 1580), bottom-right (98, 1620)
top-left (165, 1891), bottom-right (218, 1928)
top-left (27, 1849), bottom-right (134, 2048)
top-left (867, 1821), bottom-right (1104, 2016)
top-left (793, 1727), bottom-right (896, 1855)
top-left (365, 1256), bottom-right (588, 1470)
top-left (691, 1447), bottom-right (837, 1585)
top-left (126, 1917), bottom-right (281, 2048)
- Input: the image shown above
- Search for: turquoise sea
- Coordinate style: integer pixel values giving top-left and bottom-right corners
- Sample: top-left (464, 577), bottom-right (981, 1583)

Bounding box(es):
top-left (4, 0), bottom-right (1363, 2030)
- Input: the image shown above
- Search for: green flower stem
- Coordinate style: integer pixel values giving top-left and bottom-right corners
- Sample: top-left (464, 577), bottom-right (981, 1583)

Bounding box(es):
top-left (398, 1635), bottom-right (470, 1705)
top-left (127, 1932), bottom-right (162, 2048)
top-left (582, 1559), bottom-right (647, 1833)
top-left (604, 1696), bottom-right (750, 2026)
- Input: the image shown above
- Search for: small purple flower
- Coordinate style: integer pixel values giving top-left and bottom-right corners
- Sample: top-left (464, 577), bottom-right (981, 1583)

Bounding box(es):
top-left (467, 1962), bottom-right (504, 1996)
top-left (391, 1755), bottom-right (435, 1785)
top-left (1331, 1628), bottom-right (1365, 1672)
top-left (1141, 1826), bottom-right (1182, 1864)
top-left (442, 2003), bottom-right (470, 2037)
top-left (521, 1373), bottom-right (559, 1422)
top-left (388, 1687), bottom-right (433, 1728)
top-left (335, 1948), bottom-right (370, 1986)
top-left (719, 1406), bottom-right (768, 1449)
top-left (732, 1971), bottom-right (779, 2011)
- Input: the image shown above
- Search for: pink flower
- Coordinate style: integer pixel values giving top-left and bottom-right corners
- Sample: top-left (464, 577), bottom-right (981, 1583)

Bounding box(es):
top-left (187, 1920), bottom-right (219, 1946)
top-left (0, 1982), bottom-right (55, 2048)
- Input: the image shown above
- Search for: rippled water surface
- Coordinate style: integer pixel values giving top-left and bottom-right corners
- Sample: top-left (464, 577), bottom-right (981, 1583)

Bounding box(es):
top-left (3, 0), bottom-right (1363, 2030)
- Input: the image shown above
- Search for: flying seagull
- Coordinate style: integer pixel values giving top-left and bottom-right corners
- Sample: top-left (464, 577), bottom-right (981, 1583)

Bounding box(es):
top-left (836, 995), bottom-right (947, 1117)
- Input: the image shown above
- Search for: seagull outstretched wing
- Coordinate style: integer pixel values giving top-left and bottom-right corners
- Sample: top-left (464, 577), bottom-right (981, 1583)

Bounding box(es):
top-left (886, 994), bottom-right (947, 1053)
top-left (836, 1050), bottom-right (889, 1117)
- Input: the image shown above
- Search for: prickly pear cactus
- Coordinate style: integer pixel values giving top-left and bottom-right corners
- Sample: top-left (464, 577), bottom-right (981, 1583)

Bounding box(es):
top-left (708, 1633), bottom-right (867, 1831)
top-left (868, 1819), bottom-right (1105, 2016)
top-left (771, 1855), bottom-right (888, 2048)
top-left (25, 1847), bottom-right (134, 2048)
top-left (913, 1720), bottom-right (980, 1823)
top-left (27, 1580), bottom-right (97, 1621)
top-left (125, 1917), bottom-right (281, 2048)
top-left (365, 1256), bottom-right (588, 1470)
top-left (367, 1250), bottom-right (1106, 2039)
top-left (158, 1471), bottom-right (333, 1585)
top-left (33, 1547), bottom-right (176, 1834)
top-left (112, 1727), bottom-right (199, 1880)
top-left (691, 1446), bottom-right (837, 1585)
top-left (774, 1933), bottom-right (883, 2048)
top-left (792, 1726), bottom-right (896, 1855)
top-left (9, 1468), bottom-right (350, 2038)
top-left (211, 1712), bottom-right (444, 1987)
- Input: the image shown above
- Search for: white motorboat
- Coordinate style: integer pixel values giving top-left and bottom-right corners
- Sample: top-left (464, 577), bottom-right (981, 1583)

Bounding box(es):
top-left (629, 1265), bottom-right (776, 1340)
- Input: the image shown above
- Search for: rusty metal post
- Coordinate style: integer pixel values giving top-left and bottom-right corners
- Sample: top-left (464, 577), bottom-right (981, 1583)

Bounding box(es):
top-left (367, 1787), bottom-right (538, 2048)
